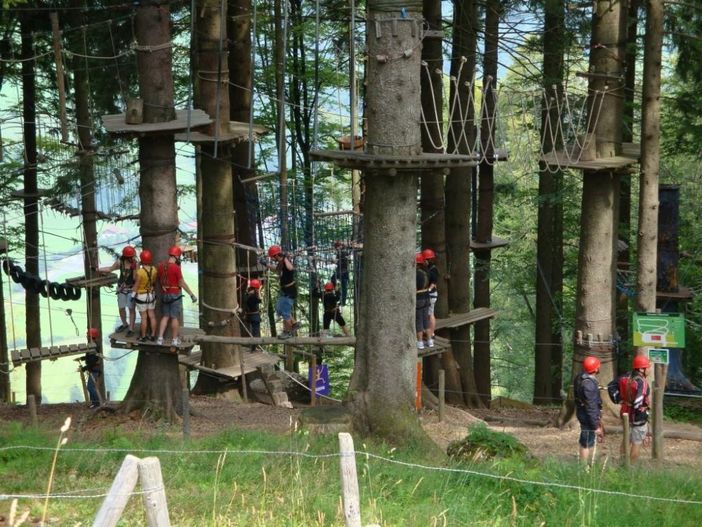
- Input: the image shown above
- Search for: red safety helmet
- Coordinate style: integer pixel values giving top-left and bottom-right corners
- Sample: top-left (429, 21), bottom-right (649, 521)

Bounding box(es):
top-left (87, 327), bottom-right (100, 340)
top-left (422, 248), bottom-right (436, 260)
top-left (249, 279), bottom-right (261, 290)
top-left (268, 245), bottom-right (282, 258)
top-left (415, 253), bottom-right (425, 264)
top-left (168, 246), bottom-right (182, 258)
top-left (582, 356), bottom-right (601, 374)
top-left (633, 355), bottom-right (651, 370)
top-left (324, 282), bottom-right (334, 292)
top-left (140, 249), bottom-right (153, 265)
top-left (122, 245), bottom-right (136, 258)
top-left (334, 241), bottom-right (342, 248)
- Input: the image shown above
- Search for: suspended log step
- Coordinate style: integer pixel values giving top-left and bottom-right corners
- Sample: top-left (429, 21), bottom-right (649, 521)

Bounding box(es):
top-left (11, 342), bottom-right (97, 366)
top-left (434, 308), bottom-right (497, 330)
top-left (309, 149), bottom-right (479, 171)
top-left (102, 109), bottom-right (212, 135)
top-left (9, 189), bottom-right (51, 200)
top-left (195, 335), bottom-right (356, 346)
top-left (108, 327), bottom-right (204, 353)
top-left (656, 287), bottom-right (694, 301)
top-left (540, 142), bottom-right (640, 171)
top-left (179, 349), bottom-right (280, 380)
top-left (174, 121), bottom-right (268, 144)
top-left (470, 237), bottom-right (509, 251)
top-left (65, 273), bottom-right (118, 289)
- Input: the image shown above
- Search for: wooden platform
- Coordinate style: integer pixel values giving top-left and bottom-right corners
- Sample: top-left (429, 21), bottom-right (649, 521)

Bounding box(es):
top-left (540, 142), bottom-right (640, 171)
top-left (179, 349), bottom-right (280, 380)
top-left (65, 273), bottom-right (118, 289)
top-left (657, 287), bottom-right (694, 301)
top-left (109, 327), bottom-right (205, 352)
top-left (470, 237), bottom-right (509, 250)
top-left (174, 121), bottom-right (268, 144)
top-left (418, 335), bottom-right (452, 357)
top-left (435, 308), bottom-right (497, 330)
top-left (11, 342), bottom-right (97, 366)
top-left (195, 334), bottom-right (356, 346)
top-left (309, 149), bottom-right (479, 171)
top-left (102, 109), bottom-right (212, 135)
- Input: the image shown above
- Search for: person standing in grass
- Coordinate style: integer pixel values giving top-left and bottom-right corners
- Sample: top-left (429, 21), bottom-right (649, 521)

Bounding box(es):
top-left (620, 355), bottom-right (652, 463)
top-left (574, 356), bottom-right (604, 464)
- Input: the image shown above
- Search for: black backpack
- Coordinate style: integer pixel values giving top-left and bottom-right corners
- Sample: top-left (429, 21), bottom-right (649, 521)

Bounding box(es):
top-left (607, 378), bottom-right (621, 404)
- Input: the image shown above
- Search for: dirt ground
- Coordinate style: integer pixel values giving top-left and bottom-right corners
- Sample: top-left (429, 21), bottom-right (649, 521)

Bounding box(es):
top-left (1, 396), bottom-right (700, 469)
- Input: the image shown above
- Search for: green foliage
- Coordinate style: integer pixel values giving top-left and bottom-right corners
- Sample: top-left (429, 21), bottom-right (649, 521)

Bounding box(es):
top-left (447, 423), bottom-right (528, 461)
top-left (664, 400), bottom-right (702, 427)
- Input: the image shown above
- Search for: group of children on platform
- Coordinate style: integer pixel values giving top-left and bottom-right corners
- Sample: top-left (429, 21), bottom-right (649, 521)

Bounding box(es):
top-left (101, 245), bottom-right (197, 346)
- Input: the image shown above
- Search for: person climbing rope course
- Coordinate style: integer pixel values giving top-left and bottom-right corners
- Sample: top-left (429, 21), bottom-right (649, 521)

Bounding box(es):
top-left (266, 245), bottom-right (300, 339)
top-left (156, 246), bottom-right (197, 347)
top-left (134, 249), bottom-right (158, 342)
top-left (99, 245), bottom-right (137, 336)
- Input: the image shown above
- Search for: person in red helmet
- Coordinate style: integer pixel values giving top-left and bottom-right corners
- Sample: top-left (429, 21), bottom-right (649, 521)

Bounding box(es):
top-left (422, 248), bottom-right (438, 343)
top-left (266, 245), bottom-right (299, 338)
top-left (133, 249), bottom-right (158, 342)
top-left (79, 328), bottom-right (103, 408)
top-left (322, 281), bottom-right (349, 336)
top-left (244, 279), bottom-right (263, 338)
top-left (331, 241), bottom-right (351, 306)
top-left (415, 253), bottom-right (432, 350)
top-left (574, 356), bottom-right (603, 463)
top-left (156, 246), bottom-right (197, 347)
top-left (99, 245), bottom-right (137, 336)
top-left (620, 355), bottom-right (652, 463)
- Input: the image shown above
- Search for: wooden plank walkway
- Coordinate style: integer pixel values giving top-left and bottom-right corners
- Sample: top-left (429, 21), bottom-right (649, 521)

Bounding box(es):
top-left (417, 335), bottom-right (452, 358)
top-left (540, 142), bottom-right (640, 171)
top-left (65, 273), bottom-right (118, 288)
top-left (179, 350), bottom-right (280, 380)
top-left (102, 109), bottom-right (211, 135)
top-left (195, 335), bottom-right (356, 346)
top-left (109, 327), bottom-right (204, 353)
top-left (434, 308), bottom-right (497, 331)
top-left (11, 342), bottom-right (97, 366)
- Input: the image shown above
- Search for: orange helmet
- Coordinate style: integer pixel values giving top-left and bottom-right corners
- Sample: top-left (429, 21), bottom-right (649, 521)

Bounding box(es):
top-left (324, 282), bottom-right (334, 292)
top-left (122, 245), bottom-right (136, 258)
top-left (422, 248), bottom-right (436, 260)
top-left (140, 249), bottom-right (153, 265)
top-left (168, 246), bottom-right (182, 258)
top-left (268, 245), bottom-right (282, 258)
top-left (87, 327), bottom-right (100, 340)
top-left (633, 355), bottom-right (651, 370)
top-left (249, 279), bottom-right (261, 290)
top-left (583, 356), bottom-right (600, 374)
top-left (415, 253), bottom-right (425, 264)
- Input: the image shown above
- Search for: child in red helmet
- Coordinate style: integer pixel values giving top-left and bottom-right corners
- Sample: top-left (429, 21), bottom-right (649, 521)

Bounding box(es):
top-left (415, 253), bottom-right (432, 350)
top-left (244, 279), bottom-right (263, 338)
top-left (156, 246), bottom-right (197, 347)
top-left (322, 282), bottom-right (349, 336)
top-left (99, 245), bottom-right (137, 336)
top-left (574, 356), bottom-right (603, 464)
top-left (422, 248), bottom-right (438, 344)
top-left (134, 249), bottom-right (158, 342)
top-left (266, 245), bottom-right (300, 339)
top-left (620, 355), bottom-right (652, 463)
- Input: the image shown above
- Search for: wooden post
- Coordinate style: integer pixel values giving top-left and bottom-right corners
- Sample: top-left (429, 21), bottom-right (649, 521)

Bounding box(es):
top-left (310, 353), bottom-right (318, 407)
top-left (27, 394), bottom-right (37, 428)
top-left (49, 12), bottom-right (69, 143)
top-left (182, 388), bottom-right (190, 442)
top-left (138, 457), bottom-right (170, 527)
top-left (239, 351), bottom-right (248, 403)
top-left (12, 391), bottom-right (16, 404)
top-left (652, 364), bottom-right (666, 460)
top-left (415, 360), bottom-right (422, 411)
top-left (338, 433), bottom-right (361, 527)
top-left (93, 455), bottom-right (140, 527)
top-left (106, 391), bottom-right (111, 402)
top-left (78, 368), bottom-right (89, 403)
top-left (438, 369), bottom-right (445, 422)
top-left (622, 412), bottom-right (630, 468)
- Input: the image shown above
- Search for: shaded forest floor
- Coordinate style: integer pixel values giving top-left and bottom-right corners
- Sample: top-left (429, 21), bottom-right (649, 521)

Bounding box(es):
top-left (1, 395), bottom-right (700, 470)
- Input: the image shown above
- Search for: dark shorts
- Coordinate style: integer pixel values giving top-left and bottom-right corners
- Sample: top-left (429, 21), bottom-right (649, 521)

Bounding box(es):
top-left (323, 310), bottom-right (346, 329)
top-left (160, 293), bottom-right (183, 318)
top-left (416, 296), bottom-right (430, 332)
top-left (579, 428), bottom-right (597, 448)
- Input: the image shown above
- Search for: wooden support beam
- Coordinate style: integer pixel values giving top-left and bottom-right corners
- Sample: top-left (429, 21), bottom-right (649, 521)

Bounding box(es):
top-left (50, 12), bottom-right (69, 143)
top-left (93, 455), bottom-right (140, 527)
top-left (195, 335), bottom-right (356, 346)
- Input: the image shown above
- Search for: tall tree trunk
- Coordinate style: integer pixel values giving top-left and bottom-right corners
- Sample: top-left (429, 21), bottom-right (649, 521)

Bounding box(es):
top-left (534, 0), bottom-right (565, 405)
top-left (122, 0), bottom-right (181, 420)
top-left (347, 4), bottom-right (427, 442)
top-left (73, 24), bottom-right (105, 399)
top-left (274, 0), bottom-right (289, 248)
top-left (21, 16), bottom-right (41, 403)
top-left (0, 250), bottom-right (8, 402)
top-left (473, 0), bottom-right (501, 407)
top-left (637, 0), bottom-right (664, 458)
top-left (445, 0), bottom-right (482, 407)
top-left (420, 0), bottom-right (462, 402)
top-left (192, 0), bottom-right (240, 394)
top-left (561, 0), bottom-right (626, 425)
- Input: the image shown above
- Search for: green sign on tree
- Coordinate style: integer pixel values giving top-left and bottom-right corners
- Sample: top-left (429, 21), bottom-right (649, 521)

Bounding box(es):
top-left (632, 313), bottom-right (686, 348)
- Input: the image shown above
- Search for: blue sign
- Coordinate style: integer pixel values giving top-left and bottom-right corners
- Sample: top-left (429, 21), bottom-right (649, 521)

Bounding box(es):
top-left (308, 364), bottom-right (330, 396)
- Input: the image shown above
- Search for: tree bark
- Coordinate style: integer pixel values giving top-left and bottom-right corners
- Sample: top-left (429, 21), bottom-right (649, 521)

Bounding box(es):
top-left (192, 0), bottom-right (240, 394)
top-left (122, 1), bottom-right (181, 420)
top-left (21, 15), bottom-right (41, 403)
top-left (473, 0), bottom-right (501, 408)
top-left (445, 0), bottom-right (482, 408)
top-left (274, 0), bottom-right (289, 248)
top-left (534, 0), bottom-right (565, 405)
top-left (638, 0), bottom-right (664, 458)
top-left (561, 0), bottom-right (626, 425)
top-left (347, 4), bottom-right (427, 442)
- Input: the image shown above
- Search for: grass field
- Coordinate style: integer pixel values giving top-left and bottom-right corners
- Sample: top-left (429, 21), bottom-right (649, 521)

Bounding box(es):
top-left (1, 419), bottom-right (701, 526)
